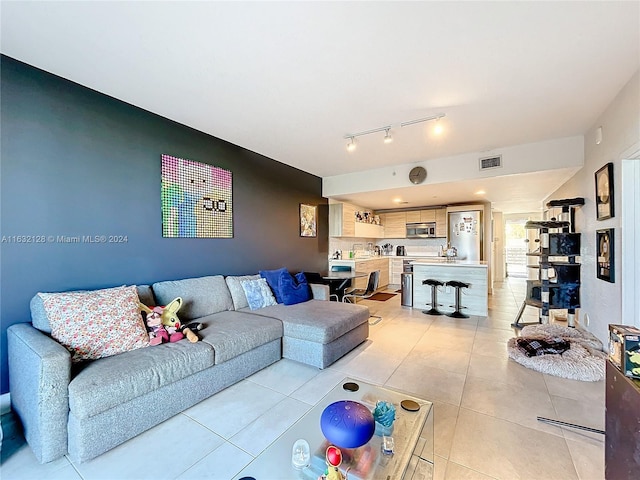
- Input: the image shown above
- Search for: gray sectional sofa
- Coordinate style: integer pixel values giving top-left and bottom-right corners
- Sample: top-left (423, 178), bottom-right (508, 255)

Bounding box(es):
top-left (7, 274), bottom-right (370, 464)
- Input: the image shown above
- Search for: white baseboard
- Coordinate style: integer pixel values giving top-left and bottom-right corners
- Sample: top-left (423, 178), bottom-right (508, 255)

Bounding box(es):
top-left (1, 393), bottom-right (11, 415)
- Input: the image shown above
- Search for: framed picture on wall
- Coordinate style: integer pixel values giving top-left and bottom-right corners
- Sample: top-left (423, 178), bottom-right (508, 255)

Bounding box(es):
top-left (300, 204), bottom-right (317, 237)
top-left (595, 162), bottom-right (614, 220)
top-left (596, 228), bottom-right (614, 282)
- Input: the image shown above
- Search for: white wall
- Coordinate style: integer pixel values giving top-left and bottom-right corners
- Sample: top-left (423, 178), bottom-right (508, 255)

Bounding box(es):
top-left (324, 135), bottom-right (584, 196)
top-left (492, 211), bottom-right (505, 281)
top-left (544, 70), bottom-right (640, 345)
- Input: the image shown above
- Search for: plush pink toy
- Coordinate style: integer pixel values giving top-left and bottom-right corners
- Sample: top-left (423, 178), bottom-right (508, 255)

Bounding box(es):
top-left (140, 297), bottom-right (186, 344)
top-left (141, 305), bottom-right (170, 346)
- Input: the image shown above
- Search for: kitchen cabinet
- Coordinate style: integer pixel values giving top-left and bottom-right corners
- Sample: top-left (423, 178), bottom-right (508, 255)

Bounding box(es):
top-left (383, 212), bottom-right (406, 238)
top-left (435, 208), bottom-right (447, 237)
top-left (406, 211), bottom-right (421, 223)
top-left (378, 207), bottom-right (446, 239)
top-left (376, 258), bottom-right (390, 288)
top-left (354, 257), bottom-right (389, 291)
top-left (406, 209), bottom-right (438, 223)
top-left (330, 202), bottom-right (384, 238)
top-left (354, 222), bottom-right (384, 239)
top-left (420, 209), bottom-right (436, 223)
top-left (329, 202), bottom-right (357, 237)
top-left (391, 258), bottom-right (404, 285)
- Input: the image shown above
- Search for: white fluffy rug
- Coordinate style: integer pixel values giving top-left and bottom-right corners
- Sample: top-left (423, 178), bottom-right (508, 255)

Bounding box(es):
top-left (507, 324), bottom-right (606, 382)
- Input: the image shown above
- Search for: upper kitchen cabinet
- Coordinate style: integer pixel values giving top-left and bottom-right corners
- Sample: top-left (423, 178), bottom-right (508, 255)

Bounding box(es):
top-left (329, 202), bottom-right (357, 237)
top-left (383, 212), bottom-right (406, 238)
top-left (406, 211), bottom-right (421, 223)
top-left (330, 202), bottom-right (384, 238)
top-left (355, 222), bottom-right (384, 238)
top-left (420, 209), bottom-right (436, 223)
top-left (435, 208), bottom-right (447, 237)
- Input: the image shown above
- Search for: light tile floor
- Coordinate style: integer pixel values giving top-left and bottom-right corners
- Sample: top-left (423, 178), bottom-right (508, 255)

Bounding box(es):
top-left (0, 278), bottom-right (606, 479)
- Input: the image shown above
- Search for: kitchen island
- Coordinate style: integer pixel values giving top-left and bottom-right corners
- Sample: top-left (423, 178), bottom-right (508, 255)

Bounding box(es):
top-left (412, 260), bottom-right (488, 316)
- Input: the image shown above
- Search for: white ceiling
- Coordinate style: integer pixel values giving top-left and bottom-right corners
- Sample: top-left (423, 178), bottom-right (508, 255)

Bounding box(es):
top-left (330, 167), bottom-right (583, 213)
top-left (2, 2), bottom-right (638, 212)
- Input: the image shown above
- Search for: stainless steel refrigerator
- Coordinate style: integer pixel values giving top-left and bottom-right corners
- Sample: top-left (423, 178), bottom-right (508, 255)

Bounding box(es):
top-left (448, 210), bottom-right (482, 261)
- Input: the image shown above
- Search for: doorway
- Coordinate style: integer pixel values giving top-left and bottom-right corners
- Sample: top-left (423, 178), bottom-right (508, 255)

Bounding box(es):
top-left (504, 215), bottom-right (532, 278)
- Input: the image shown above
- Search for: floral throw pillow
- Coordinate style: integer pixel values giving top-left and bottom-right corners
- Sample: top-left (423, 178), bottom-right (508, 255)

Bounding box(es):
top-left (240, 278), bottom-right (277, 310)
top-left (38, 285), bottom-right (149, 363)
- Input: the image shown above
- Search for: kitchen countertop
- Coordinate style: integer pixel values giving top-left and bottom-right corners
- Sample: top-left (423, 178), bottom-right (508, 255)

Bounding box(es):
top-left (330, 254), bottom-right (464, 262)
top-left (412, 259), bottom-right (488, 267)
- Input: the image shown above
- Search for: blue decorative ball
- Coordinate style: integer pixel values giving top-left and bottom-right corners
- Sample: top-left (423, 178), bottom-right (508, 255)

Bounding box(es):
top-left (320, 400), bottom-right (375, 448)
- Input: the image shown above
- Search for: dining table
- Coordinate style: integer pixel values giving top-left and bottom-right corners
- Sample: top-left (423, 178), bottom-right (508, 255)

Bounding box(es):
top-left (321, 270), bottom-right (368, 301)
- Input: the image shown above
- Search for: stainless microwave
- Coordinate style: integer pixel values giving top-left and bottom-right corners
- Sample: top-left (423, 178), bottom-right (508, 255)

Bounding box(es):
top-left (406, 222), bottom-right (436, 238)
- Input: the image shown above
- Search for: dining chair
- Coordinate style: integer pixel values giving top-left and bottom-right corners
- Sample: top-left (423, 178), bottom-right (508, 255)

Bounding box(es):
top-left (330, 265), bottom-right (352, 272)
top-left (342, 270), bottom-right (382, 323)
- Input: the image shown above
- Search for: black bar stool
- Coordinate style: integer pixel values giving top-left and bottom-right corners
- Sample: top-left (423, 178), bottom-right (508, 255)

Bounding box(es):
top-left (445, 280), bottom-right (471, 318)
top-left (422, 279), bottom-right (444, 315)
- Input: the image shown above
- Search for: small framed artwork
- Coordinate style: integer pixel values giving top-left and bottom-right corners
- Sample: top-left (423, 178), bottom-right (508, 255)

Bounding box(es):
top-left (596, 228), bottom-right (614, 282)
top-left (595, 162), bottom-right (614, 220)
top-left (300, 204), bottom-right (317, 237)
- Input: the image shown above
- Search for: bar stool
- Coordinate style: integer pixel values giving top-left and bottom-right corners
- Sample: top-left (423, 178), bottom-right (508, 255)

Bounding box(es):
top-left (422, 279), bottom-right (444, 315)
top-left (445, 280), bottom-right (471, 318)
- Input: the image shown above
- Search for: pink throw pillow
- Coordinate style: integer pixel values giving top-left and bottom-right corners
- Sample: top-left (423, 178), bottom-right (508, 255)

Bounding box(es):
top-left (39, 285), bottom-right (149, 362)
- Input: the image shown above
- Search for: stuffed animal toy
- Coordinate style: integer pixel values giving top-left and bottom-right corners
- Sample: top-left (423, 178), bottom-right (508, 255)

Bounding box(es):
top-left (159, 297), bottom-right (185, 343)
top-left (180, 322), bottom-right (204, 343)
top-left (140, 303), bottom-right (170, 346)
top-left (140, 297), bottom-right (201, 344)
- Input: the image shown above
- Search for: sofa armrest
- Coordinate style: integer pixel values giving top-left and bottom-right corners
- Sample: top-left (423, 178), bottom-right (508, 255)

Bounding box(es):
top-left (310, 283), bottom-right (330, 301)
top-left (7, 323), bottom-right (71, 463)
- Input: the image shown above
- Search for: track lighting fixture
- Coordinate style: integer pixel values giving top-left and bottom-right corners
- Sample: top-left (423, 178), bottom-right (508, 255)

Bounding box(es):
top-left (345, 113), bottom-right (445, 151)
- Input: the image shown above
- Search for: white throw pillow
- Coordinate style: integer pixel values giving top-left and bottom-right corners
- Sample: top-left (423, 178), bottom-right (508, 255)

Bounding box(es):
top-left (240, 278), bottom-right (277, 310)
top-left (225, 274), bottom-right (260, 310)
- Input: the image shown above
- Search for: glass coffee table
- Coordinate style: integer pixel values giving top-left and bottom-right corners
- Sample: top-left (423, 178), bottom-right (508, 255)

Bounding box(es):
top-left (234, 378), bottom-right (433, 479)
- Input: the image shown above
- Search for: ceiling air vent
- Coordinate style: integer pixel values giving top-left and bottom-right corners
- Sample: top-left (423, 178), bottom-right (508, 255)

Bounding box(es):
top-left (479, 155), bottom-right (502, 170)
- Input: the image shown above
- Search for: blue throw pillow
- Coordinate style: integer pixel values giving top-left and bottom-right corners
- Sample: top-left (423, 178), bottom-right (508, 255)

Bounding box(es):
top-left (259, 267), bottom-right (288, 303)
top-left (280, 271), bottom-right (311, 306)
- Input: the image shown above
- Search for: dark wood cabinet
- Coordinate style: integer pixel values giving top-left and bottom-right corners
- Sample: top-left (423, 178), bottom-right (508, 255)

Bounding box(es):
top-left (605, 359), bottom-right (640, 479)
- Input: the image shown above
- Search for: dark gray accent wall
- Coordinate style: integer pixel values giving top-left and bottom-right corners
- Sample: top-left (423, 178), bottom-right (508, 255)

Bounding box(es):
top-left (0, 56), bottom-right (328, 393)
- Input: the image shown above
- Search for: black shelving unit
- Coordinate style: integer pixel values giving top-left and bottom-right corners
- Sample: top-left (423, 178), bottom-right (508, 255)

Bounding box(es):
top-left (512, 198), bottom-right (584, 329)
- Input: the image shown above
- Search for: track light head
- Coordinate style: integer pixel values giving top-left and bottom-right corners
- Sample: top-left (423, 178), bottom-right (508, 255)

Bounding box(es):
top-left (433, 118), bottom-right (443, 135)
top-left (383, 128), bottom-right (393, 144)
top-left (346, 137), bottom-right (356, 152)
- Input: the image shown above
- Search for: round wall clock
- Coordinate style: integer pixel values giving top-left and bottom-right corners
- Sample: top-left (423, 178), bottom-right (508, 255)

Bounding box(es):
top-left (409, 166), bottom-right (427, 185)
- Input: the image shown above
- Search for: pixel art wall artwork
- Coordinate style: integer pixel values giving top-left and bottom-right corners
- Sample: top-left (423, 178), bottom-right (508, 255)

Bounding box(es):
top-left (161, 154), bottom-right (233, 238)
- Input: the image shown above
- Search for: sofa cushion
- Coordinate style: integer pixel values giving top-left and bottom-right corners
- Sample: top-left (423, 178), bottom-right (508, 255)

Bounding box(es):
top-left (280, 271), bottom-right (311, 306)
top-left (31, 293), bottom-right (54, 333)
top-left (152, 275), bottom-right (233, 320)
top-left (243, 300), bottom-right (369, 344)
top-left (38, 286), bottom-right (149, 363)
top-left (198, 311), bottom-right (283, 364)
top-left (69, 340), bottom-right (215, 419)
top-left (259, 267), bottom-right (288, 303)
top-left (225, 274), bottom-right (260, 310)
top-left (241, 278), bottom-right (277, 310)
top-left (136, 285), bottom-right (156, 308)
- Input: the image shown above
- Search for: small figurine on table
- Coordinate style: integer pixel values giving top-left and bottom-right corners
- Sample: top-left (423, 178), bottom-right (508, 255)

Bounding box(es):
top-left (318, 445), bottom-right (348, 480)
